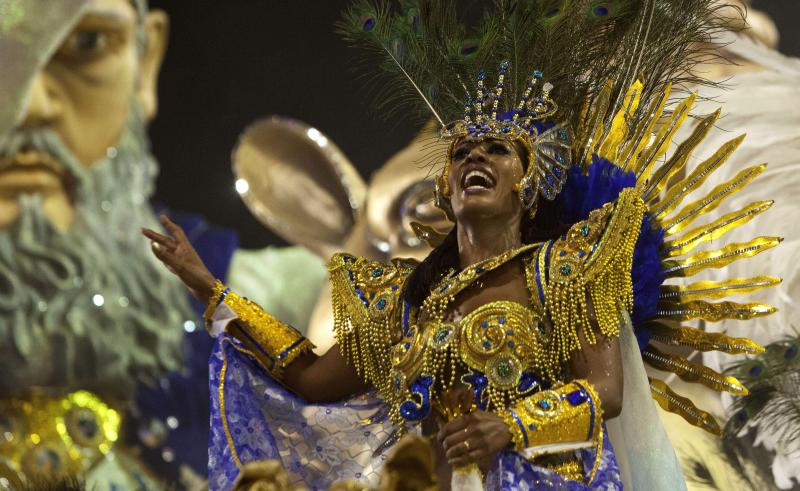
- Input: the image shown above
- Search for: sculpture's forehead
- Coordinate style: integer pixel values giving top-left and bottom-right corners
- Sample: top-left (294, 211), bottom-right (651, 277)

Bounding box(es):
top-left (0, 0), bottom-right (142, 135)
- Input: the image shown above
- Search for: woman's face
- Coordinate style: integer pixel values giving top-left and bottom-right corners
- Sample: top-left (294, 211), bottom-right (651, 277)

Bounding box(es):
top-left (447, 137), bottom-right (526, 222)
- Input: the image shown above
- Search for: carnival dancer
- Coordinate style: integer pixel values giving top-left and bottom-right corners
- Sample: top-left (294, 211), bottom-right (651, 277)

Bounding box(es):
top-left (145, 1), bottom-right (779, 489)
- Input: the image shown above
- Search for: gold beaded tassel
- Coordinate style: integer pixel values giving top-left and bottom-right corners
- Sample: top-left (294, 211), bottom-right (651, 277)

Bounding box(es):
top-left (546, 189), bottom-right (645, 367)
top-left (328, 256), bottom-right (394, 399)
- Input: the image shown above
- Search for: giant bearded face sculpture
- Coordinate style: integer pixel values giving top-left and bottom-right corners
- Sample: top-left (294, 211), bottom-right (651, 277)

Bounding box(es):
top-left (0, 0), bottom-right (190, 398)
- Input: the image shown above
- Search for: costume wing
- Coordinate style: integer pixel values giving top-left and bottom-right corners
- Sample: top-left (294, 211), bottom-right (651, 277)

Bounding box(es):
top-left (566, 81), bottom-right (781, 434)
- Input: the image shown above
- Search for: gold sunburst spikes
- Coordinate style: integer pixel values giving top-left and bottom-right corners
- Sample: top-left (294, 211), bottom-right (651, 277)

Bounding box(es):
top-left (618, 83), bottom-right (672, 171)
top-left (633, 93), bottom-right (696, 184)
top-left (657, 300), bottom-right (776, 322)
top-left (642, 109), bottom-right (721, 203)
top-left (661, 200), bottom-right (774, 257)
top-left (646, 322), bottom-right (764, 355)
top-left (649, 378), bottom-right (721, 435)
top-left (651, 134), bottom-right (746, 221)
top-left (576, 81), bottom-right (614, 167)
top-left (659, 276), bottom-right (781, 302)
top-left (662, 237), bottom-right (783, 278)
top-left (597, 81), bottom-right (643, 162)
top-left (644, 345), bottom-right (748, 395)
top-left (661, 164), bottom-right (767, 237)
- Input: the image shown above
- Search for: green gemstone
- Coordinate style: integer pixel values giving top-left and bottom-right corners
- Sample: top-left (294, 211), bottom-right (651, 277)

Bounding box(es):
top-left (435, 328), bottom-right (449, 343)
top-left (560, 264), bottom-right (572, 275)
top-left (557, 129), bottom-right (569, 142)
top-left (496, 361), bottom-right (511, 378)
top-left (581, 223), bottom-right (590, 237)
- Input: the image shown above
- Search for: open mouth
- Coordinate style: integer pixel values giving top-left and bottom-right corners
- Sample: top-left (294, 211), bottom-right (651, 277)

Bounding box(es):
top-left (461, 166), bottom-right (496, 192)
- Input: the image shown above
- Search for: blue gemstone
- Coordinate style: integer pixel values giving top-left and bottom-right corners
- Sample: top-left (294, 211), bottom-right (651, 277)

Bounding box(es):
top-left (482, 321), bottom-right (489, 328)
top-left (537, 399), bottom-right (552, 410)
top-left (392, 284), bottom-right (398, 290)
top-left (498, 317), bottom-right (506, 324)
top-left (483, 341), bottom-right (491, 349)
top-left (404, 342), bottom-right (411, 349)
top-left (566, 389), bottom-right (588, 406)
top-left (559, 250), bottom-right (566, 257)
top-left (500, 60), bottom-right (510, 70)
top-left (506, 329), bottom-right (513, 335)
top-left (594, 5), bottom-right (610, 16)
top-left (475, 266), bottom-right (485, 273)
top-left (528, 423), bottom-right (537, 431)
top-left (508, 341), bottom-right (515, 348)
top-left (578, 250), bottom-right (586, 258)
top-left (362, 17), bottom-right (376, 32)
top-left (518, 372), bottom-right (540, 393)
top-left (376, 298), bottom-right (387, 310)
top-left (477, 69), bottom-right (486, 81)
top-left (278, 352), bottom-right (285, 360)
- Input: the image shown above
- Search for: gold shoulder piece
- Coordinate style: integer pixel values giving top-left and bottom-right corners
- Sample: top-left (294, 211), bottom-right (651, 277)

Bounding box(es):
top-left (643, 345), bottom-right (748, 395)
top-left (649, 378), bottom-right (721, 435)
top-left (328, 253), bottom-right (413, 392)
top-left (545, 188), bottom-right (645, 364)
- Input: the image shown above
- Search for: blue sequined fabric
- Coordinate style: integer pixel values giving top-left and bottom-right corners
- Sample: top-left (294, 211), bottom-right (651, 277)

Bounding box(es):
top-left (209, 337), bottom-right (622, 490)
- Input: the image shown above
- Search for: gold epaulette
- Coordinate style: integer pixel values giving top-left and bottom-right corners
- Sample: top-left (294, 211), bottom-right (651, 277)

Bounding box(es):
top-left (542, 187), bottom-right (645, 365)
top-left (328, 253), bottom-right (415, 398)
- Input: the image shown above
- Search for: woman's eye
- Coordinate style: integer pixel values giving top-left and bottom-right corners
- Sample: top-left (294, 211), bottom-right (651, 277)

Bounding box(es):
top-left (488, 143), bottom-right (510, 154)
top-left (453, 147), bottom-right (469, 160)
top-left (59, 30), bottom-right (113, 61)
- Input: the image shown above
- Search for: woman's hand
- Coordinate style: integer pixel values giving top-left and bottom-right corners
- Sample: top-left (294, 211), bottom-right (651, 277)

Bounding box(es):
top-left (142, 214), bottom-right (217, 303)
top-left (437, 410), bottom-right (512, 471)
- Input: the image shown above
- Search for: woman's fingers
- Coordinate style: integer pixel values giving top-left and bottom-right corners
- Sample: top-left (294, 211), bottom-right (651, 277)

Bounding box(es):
top-left (150, 240), bottom-right (182, 270)
top-left (447, 448), bottom-right (483, 467)
top-left (142, 228), bottom-right (177, 249)
top-left (445, 436), bottom-right (474, 460)
top-left (160, 214), bottom-right (188, 243)
top-left (437, 415), bottom-right (470, 445)
top-left (442, 425), bottom-right (472, 453)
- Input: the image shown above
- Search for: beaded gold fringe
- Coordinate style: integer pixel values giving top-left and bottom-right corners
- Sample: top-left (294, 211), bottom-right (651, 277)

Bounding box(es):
top-left (328, 256), bottom-right (398, 415)
top-left (546, 189), bottom-right (645, 367)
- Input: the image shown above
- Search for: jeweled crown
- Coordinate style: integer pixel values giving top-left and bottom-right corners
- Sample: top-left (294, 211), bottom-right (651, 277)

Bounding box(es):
top-left (438, 60), bottom-right (558, 145)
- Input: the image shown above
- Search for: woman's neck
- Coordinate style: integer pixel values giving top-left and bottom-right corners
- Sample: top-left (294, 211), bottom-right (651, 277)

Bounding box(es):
top-left (456, 215), bottom-right (523, 269)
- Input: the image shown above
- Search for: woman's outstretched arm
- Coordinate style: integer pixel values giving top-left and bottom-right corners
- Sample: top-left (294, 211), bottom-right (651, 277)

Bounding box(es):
top-left (143, 214), bottom-right (368, 403)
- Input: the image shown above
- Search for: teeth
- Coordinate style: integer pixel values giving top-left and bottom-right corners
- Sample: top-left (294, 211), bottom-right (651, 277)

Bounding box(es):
top-left (464, 169), bottom-right (495, 189)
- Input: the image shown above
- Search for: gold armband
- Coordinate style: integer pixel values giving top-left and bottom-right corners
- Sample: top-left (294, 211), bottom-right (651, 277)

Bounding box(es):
top-left (208, 281), bottom-right (314, 379)
top-left (503, 380), bottom-right (603, 454)
top-left (203, 279), bottom-right (229, 322)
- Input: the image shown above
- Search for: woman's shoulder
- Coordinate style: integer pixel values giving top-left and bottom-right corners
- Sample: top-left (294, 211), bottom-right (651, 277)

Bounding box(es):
top-left (540, 187), bottom-right (644, 285)
top-left (327, 253), bottom-right (416, 323)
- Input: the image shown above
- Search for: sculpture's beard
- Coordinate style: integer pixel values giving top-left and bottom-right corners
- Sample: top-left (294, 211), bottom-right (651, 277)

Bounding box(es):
top-left (0, 104), bottom-right (192, 400)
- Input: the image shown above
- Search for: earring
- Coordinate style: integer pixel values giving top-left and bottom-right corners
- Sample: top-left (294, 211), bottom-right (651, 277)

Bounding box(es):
top-left (434, 176), bottom-right (455, 222)
top-left (517, 175), bottom-right (539, 219)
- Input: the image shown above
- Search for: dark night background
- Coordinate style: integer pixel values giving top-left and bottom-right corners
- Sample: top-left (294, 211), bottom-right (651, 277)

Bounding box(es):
top-left (148, 1), bottom-right (800, 249)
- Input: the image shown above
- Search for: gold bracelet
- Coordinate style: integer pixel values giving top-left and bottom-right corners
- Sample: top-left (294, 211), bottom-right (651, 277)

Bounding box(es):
top-left (504, 380), bottom-right (603, 453)
top-left (203, 279), bottom-right (229, 323)
top-left (223, 289), bottom-right (314, 379)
